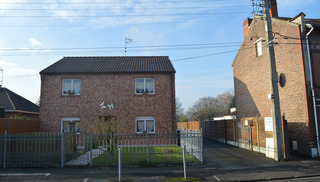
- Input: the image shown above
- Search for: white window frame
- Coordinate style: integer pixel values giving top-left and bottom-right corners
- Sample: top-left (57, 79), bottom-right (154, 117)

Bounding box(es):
top-left (136, 116), bottom-right (155, 133)
top-left (255, 38), bottom-right (263, 57)
top-left (62, 79), bottom-right (81, 96)
top-left (135, 78), bottom-right (154, 95)
top-left (61, 117), bottom-right (80, 133)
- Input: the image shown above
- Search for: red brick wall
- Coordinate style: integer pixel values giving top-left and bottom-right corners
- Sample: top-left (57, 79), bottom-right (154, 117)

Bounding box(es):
top-left (39, 73), bottom-right (176, 134)
top-left (233, 15), bottom-right (318, 155)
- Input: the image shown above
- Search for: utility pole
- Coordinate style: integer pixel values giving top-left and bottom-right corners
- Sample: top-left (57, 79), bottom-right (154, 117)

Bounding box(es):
top-left (263, 0), bottom-right (284, 161)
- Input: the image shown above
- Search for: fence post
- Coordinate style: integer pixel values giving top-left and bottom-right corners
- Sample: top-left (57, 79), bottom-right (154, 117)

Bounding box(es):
top-left (90, 132), bottom-right (93, 168)
top-left (146, 131), bottom-right (149, 163)
top-left (201, 128), bottom-right (203, 163)
top-left (3, 131), bottom-right (7, 168)
top-left (7, 118), bottom-right (9, 133)
top-left (61, 131), bottom-right (64, 168)
top-left (118, 148), bottom-right (122, 182)
top-left (183, 146), bottom-right (187, 179)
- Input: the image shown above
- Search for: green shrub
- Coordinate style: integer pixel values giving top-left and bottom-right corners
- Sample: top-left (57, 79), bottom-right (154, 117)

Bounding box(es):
top-left (138, 160), bottom-right (159, 167)
top-left (9, 115), bottom-right (30, 120)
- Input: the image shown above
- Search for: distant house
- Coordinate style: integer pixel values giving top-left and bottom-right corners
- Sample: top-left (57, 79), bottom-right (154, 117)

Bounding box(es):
top-left (233, 0), bottom-right (320, 156)
top-left (0, 87), bottom-right (40, 120)
top-left (39, 56), bottom-right (176, 134)
top-left (213, 108), bottom-right (236, 121)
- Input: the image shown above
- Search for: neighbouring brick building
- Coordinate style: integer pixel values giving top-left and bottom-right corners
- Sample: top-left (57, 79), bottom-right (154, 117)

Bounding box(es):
top-left (233, 0), bottom-right (320, 156)
top-left (39, 56), bottom-right (176, 134)
top-left (0, 87), bottom-right (40, 120)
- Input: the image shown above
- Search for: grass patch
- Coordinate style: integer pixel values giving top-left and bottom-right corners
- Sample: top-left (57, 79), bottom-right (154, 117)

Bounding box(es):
top-left (168, 177), bottom-right (200, 181)
top-left (93, 146), bottom-right (199, 165)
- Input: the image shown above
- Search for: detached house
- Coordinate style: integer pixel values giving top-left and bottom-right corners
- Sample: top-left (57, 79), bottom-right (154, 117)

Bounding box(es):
top-left (233, 0), bottom-right (320, 156)
top-left (0, 87), bottom-right (40, 120)
top-left (39, 56), bottom-right (176, 134)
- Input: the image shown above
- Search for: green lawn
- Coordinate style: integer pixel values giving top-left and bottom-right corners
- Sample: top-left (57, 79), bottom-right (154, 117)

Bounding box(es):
top-left (93, 146), bottom-right (199, 166)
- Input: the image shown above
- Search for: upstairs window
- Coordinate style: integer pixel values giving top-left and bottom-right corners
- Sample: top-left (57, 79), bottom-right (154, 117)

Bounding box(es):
top-left (136, 78), bottom-right (154, 95)
top-left (255, 39), bottom-right (262, 57)
top-left (62, 79), bottom-right (81, 95)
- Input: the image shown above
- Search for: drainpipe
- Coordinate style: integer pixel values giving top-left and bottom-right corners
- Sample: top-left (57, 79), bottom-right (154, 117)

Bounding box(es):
top-left (306, 23), bottom-right (320, 157)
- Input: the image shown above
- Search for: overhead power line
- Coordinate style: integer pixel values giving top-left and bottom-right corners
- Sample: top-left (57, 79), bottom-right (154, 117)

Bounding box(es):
top-left (0, 11), bottom-right (250, 18)
top-left (0, 0), bottom-right (241, 5)
top-left (0, 18), bottom-right (245, 28)
top-left (0, 5), bottom-right (251, 11)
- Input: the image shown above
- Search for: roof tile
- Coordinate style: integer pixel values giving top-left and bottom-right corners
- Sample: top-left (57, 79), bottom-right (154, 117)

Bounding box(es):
top-left (40, 56), bottom-right (176, 74)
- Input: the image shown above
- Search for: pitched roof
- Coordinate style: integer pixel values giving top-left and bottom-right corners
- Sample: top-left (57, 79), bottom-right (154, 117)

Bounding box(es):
top-left (275, 16), bottom-right (320, 28)
top-left (0, 87), bottom-right (40, 114)
top-left (40, 56), bottom-right (176, 74)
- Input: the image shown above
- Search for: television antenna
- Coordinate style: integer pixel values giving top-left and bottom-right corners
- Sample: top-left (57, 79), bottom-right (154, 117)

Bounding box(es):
top-left (251, 0), bottom-right (264, 15)
top-left (0, 67), bottom-right (3, 87)
top-left (125, 37), bottom-right (133, 56)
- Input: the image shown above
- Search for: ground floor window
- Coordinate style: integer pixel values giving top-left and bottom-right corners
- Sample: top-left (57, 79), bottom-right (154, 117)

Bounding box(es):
top-left (61, 117), bottom-right (80, 133)
top-left (136, 116), bottom-right (155, 133)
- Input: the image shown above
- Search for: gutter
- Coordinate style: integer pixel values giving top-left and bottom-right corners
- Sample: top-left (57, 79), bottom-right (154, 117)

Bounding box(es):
top-left (306, 23), bottom-right (320, 157)
top-left (5, 110), bottom-right (40, 115)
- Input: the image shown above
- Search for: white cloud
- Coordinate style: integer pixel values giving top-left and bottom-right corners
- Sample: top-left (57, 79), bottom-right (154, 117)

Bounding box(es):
top-left (28, 38), bottom-right (42, 47)
top-left (0, 61), bottom-right (37, 77)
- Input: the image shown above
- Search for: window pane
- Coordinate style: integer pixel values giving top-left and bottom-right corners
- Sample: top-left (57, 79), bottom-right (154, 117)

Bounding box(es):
top-left (73, 79), bottom-right (81, 95)
top-left (63, 80), bottom-right (72, 95)
top-left (145, 79), bottom-right (154, 94)
top-left (136, 79), bottom-right (144, 93)
top-left (137, 120), bottom-right (144, 132)
top-left (63, 121), bottom-right (69, 132)
top-left (68, 122), bottom-right (75, 132)
top-left (146, 120), bottom-right (154, 132)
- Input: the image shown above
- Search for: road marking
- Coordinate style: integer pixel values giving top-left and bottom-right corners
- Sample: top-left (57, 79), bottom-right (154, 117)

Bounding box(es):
top-left (0, 173), bottom-right (51, 177)
top-left (292, 176), bottom-right (320, 180)
top-left (83, 178), bottom-right (89, 182)
top-left (213, 175), bottom-right (221, 181)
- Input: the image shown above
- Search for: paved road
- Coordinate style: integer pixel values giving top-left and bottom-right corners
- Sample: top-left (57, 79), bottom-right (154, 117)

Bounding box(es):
top-left (1, 139), bottom-right (320, 181)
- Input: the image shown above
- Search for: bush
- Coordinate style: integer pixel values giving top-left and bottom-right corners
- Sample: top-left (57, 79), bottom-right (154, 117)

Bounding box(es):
top-left (178, 116), bottom-right (188, 123)
top-left (138, 160), bottom-right (159, 167)
top-left (9, 115), bottom-right (30, 120)
top-left (0, 106), bottom-right (4, 118)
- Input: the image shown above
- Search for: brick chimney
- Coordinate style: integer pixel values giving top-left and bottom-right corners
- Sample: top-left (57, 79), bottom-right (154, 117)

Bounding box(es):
top-left (243, 17), bottom-right (252, 37)
top-left (270, 0), bottom-right (278, 18)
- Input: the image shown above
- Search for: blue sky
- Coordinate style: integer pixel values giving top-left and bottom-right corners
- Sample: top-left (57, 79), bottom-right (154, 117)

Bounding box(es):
top-left (0, 0), bottom-right (319, 111)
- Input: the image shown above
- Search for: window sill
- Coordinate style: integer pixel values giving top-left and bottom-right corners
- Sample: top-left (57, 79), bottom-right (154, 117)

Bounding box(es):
top-left (136, 132), bottom-right (155, 134)
top-left (62, 94), bottom-right (81, 97)
top-left (135, 93), bottom-right (155, 96)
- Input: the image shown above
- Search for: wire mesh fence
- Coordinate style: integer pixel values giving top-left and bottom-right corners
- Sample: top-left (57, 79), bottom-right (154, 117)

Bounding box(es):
top-left (1, 129), bottom-right (202, 168)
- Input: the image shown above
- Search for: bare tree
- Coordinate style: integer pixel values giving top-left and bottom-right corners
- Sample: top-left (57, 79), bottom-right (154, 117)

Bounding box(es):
top-left (187, 90), bottom-right (234, 121)
top-left (176, 97), bottom-right (184, 122)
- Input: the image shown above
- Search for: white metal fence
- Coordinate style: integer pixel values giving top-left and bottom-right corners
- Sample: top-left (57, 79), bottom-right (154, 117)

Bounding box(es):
top-left (1, 130), bottom-right (202, 168)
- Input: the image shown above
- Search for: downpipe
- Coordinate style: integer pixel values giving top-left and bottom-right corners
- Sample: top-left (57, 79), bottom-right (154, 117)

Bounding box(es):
top-left (306, 23), bottom-right (320, 157)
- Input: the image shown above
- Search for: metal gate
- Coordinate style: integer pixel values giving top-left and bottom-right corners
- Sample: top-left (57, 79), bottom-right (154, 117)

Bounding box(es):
top-left (62, 131), bottom-right (91, 167)
top-left (237, 123), bottom-right (252, 150)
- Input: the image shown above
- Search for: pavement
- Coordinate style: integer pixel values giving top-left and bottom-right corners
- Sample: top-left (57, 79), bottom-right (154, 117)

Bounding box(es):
top-left (1, 139), bottom-right (320, 181)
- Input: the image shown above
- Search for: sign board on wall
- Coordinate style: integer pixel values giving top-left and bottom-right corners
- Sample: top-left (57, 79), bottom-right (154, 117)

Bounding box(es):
top-left (266, 137), bottom-right (274, 159)
top-left (264, 117), bottom-right (273, 131)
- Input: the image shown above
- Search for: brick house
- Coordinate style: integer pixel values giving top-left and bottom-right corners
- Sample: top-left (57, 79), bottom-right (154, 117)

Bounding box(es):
top-left (0, 87), bottom-right (40, 120)
top-left (233, 0), bottom-right (320, 156)
top-left (39, 56), bottom-right (176, 134)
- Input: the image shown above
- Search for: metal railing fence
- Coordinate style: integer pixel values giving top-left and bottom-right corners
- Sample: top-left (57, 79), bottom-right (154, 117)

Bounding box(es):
top-left (1, 129), bottom-right (202, 168)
